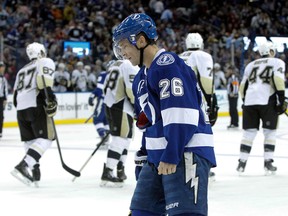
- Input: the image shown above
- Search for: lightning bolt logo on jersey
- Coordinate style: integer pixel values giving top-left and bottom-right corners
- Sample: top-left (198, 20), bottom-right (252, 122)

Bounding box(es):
top-left (132, 49), bottom-right (216, 168)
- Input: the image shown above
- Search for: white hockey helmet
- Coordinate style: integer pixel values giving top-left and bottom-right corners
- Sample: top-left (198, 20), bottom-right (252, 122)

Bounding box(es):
top-left (84, 65), bottom-right (91, 71)
top-left (26, 42), bottom-right (46, 60)
top-left (214, 63), bottom-right (221, 69)
top-left (76, 61), bottom-right (84, 67)
top-left (58, 63), bottom-right (66, 69)
top-left (185, 33), bottom-right (204, 49)
top-left (258, 41), bottom-right (276, 57)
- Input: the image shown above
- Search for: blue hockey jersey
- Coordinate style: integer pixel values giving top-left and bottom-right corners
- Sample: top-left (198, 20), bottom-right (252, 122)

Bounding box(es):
top-left (91, 70), bottom-right (108, 99)
top-left (132, 50), bottom-right (216, 167)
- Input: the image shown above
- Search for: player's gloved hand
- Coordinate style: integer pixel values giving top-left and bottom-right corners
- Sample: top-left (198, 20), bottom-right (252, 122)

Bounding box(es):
top-left (136, 112), bottom-right (151, 129)
top-left (134, 149), bottom-right (147, 181)
top-left (60, 78), bottom-right (67, 86)
top-left (45, 100), bottom-right (58, 117)
top-left (275, 101), bottom-right (287, 115)
top-left (207, 105), bottom-right (219, 126)
top-left (88, 96), bottom-right (94, 106)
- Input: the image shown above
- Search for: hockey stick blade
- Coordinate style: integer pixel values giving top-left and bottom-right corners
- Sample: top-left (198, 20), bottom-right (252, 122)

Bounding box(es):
top-left (72, 132), bottom-right (110, 182)
top-left (63, 163), bottom-right (81, 177)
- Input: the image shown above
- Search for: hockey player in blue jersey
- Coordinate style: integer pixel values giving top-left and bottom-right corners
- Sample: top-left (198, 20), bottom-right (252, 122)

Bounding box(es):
top-left (88, 66), bottom-right (110, 141)
top-left (113, 13), bottom-right (216, 216)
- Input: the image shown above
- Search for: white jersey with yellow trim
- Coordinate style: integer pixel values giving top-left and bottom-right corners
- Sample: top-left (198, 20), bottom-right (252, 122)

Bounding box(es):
top-left (179, 50), bottom-right (213, 98)
top-left (241, 57), bottom-right (285, 106)
top-left (104, 60), bottom-right (139, 117)
top-left (71, 69), bottom-right (88, 92)
top-left (13, 57), bottom-right (55, 110)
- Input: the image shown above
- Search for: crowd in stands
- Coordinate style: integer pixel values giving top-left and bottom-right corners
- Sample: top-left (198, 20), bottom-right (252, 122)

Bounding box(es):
top-left (1, 0), bottom-right (288, 93)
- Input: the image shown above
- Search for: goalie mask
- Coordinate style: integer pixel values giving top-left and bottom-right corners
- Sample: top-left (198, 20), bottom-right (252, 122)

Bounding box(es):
top-left (185, 33), bottom-right (204, 50)
top-left (26, 42), bottom-right (47, 60)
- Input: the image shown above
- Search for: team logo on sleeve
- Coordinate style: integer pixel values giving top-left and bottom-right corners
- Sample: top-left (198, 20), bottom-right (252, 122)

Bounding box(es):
top-left (156, 54), bottom-right (175, 66)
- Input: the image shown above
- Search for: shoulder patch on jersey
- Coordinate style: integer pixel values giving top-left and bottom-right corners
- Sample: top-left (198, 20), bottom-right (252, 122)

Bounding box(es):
top-left (156, 54), bottom-right (175, 66)
top-left (114, 61), bottom-right (123, 67)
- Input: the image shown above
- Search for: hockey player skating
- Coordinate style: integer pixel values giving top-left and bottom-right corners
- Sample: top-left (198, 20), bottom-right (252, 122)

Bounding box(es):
top-left (11, 42), bottom-right (57, 186)
top-left (179, 32), bottom-right (219, 127)
top-left (88, 65), bottom-right (110, 144)
top-left (237, 41), bottom-right (287, 175)
top-left (113, 13), bottom-right (216, 216)
top-left (71, 61), bottom-right (88, 92)
top-left (53, 62), bottom-right (71, 93)
top-left (179, 32), bottom-right (219, 180)
top-left (100, 59), bottom-right (138, 187)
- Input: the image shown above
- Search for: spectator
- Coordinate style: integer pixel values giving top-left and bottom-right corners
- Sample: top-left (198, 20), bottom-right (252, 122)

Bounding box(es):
top-left (214, 63), bottom-right (227, 89)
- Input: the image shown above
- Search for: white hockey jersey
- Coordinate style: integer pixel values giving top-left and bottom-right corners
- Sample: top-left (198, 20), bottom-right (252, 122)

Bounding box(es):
top-left (179, 50), bottom-right (214, 97)
top-left (104, 60), bottom-right (139, 117)
top-left (71, 69), bottom-right (88, 92)
top-left (53, 70), bottom-right (70, 92)
top-left (241, 57), bottom-right (285, 106)
top-left (14, 57), bottom-right (55, 110)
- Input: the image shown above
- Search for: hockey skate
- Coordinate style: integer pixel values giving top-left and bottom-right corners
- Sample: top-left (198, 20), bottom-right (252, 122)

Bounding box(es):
top-left (208, 171), bottom-right (216, 182)
top-left (100, 164), bottom-right (123, 187)
top-left (117, 164), bottom-right (127, 181)
top-left (11, 160), bottom-right (34, 186)
top-left (32, 164), bottom-right (41, 187)
top-left (264, 160), bottom-right (277, 175)
top-left (236, 159), bottom-right (247, 173)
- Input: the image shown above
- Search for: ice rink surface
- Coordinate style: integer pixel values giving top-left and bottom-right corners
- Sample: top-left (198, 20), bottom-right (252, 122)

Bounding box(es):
top-left (1, 115), bottom-right (288, 216)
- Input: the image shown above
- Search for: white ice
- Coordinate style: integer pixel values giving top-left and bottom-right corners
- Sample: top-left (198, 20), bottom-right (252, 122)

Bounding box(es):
top-left (1, 115), bottom-right (288, 216)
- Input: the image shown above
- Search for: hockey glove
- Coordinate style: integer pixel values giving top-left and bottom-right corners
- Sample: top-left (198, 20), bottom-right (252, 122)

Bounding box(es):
top-left (275, 92), bottom-right (287, 115)
top-left (134, 149), bottom-right (147, 181)
top-left (59, 78), bottom-right (68, 86)
top-left (207, 105), bottom-right (219, 127)
top-left (45, 100), bottom-right (58, 117)
top-left (88, 96), bottom-right (94, 106)
top-left (275, 100), bottom-right (287, 115)
top-left (136, 112), bottom-right (151, 129)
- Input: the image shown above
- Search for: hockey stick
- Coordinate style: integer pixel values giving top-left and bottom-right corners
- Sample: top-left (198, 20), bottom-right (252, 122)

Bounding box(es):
top-left (84, 113), bottom-right (94, 123)
top-left (85, 97), bottom-right (102, 123)
top-left (210, 67), bottom-right (215, 109)
top-left (40, 72), bottom-right (80, 177)
top-left (72, 131), bottom-right (110, 182)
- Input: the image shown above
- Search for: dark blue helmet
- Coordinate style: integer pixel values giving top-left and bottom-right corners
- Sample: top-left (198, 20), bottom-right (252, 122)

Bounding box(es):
top-left (113, 13), bottom-right (158, 47)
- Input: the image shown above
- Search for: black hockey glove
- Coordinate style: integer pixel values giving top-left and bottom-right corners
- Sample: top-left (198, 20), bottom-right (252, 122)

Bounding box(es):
top-left (88, 96), bottom-right (94, 106)
top-left (45, 100), bottom-right (58, 117)
top-left (59, 78), bottom-right (68, 86)
top-left (207, 105), bottom-right (219, 127)
top-left (275, 92), bottom-right (287, 115)
top-left (275, 100), bottom-right (287, 115)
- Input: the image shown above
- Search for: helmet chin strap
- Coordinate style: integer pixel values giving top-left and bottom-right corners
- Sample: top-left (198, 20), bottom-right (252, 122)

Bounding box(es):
top-left (136, 43), bottom-right (149, 67)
